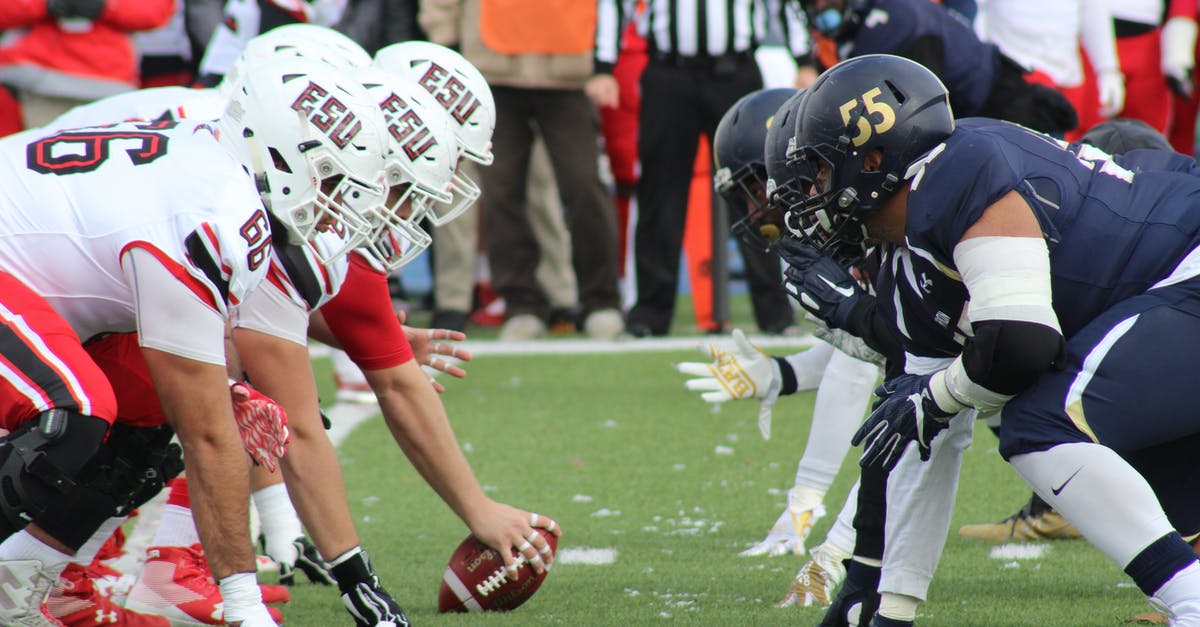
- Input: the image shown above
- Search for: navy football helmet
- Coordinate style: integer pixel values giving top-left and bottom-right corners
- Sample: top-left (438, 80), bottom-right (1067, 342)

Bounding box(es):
top-left (783, 54), bottom-right (955, 258)
top-left (713, 88), bottom-right (797, 250)
top-left (800, 0), bottom-right (872, 40)
top-left (763, 89), bottom-right (810, 239)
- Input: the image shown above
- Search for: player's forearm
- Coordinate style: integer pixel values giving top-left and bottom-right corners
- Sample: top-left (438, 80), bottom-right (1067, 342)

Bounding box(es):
top-left (366, 362), bottom-right (490, 526)
top-left (142, 347), bottom-right (255, 578)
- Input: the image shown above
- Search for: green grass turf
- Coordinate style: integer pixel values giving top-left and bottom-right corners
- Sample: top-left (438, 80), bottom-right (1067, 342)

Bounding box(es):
top-left (289, 344), bottom-right (1154, 626)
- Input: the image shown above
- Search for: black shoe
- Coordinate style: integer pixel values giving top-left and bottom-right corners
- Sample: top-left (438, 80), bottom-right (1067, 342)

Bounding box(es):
top-left (431, 309), bottom-right (469, 333)
top-left (624, 306), bottom-right (669, 337)
top-left (279, 536), bottom-right (336, 586)
top-left (548, 306), bottom-right (580, 334)
top-left (331, 548), bottom-right (409, 627)
top-left (820, 560), bottom-right (881, 627)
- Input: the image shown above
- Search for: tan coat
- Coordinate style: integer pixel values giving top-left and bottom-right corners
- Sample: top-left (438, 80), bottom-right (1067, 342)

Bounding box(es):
top-left (418, 0), bottom-right (594, 89)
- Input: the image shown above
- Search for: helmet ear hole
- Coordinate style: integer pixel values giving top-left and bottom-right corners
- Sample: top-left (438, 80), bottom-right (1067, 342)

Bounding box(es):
top-left (268, 147), bottom-right (292, 173)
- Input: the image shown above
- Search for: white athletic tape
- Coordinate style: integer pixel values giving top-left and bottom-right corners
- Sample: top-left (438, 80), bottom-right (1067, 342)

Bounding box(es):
top-left (530, 513), bottom-right (539, 527)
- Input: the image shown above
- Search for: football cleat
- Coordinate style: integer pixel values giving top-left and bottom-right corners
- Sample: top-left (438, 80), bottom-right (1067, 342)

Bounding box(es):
top-left (331, 550), bottom-right (408, 627)
top-left (777, 541), bottom-right (848, 607)
top-left (741, 504), bottom-right (826, 557)
top-left (958, 494), bottom-right (1081, 541)
top-left (818, 561), bottom-right (880, 627)
top-left (46, 563), bottom-right (169, 627)
top-left (279, 537), bottom-right (335, 586)
top-left (0, 559), bottom-right (65, 626)
top-left (83, 561), bottom-right (136, 607)
top-left (124, 545), bottom-right (284, 625)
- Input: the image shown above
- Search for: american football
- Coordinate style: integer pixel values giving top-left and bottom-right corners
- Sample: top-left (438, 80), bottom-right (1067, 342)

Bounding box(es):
top-left (437, 532), bottom-right (558, 613)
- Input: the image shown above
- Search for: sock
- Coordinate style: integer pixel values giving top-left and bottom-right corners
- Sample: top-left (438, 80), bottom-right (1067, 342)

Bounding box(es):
top-left (877, 592), bottom-right (919, 621)
top-left (1010, 443), bottom-right (1176, 566)
top-left (795, 347), bottom-right (879, 491)
top-left (73, 517), bottom-right (126, 565)
top-left (1152, 561), bottom-right (1200, 622)
top-left (253, 483), bottom-right (303, 566)
top-left (0, 530), bottom-right (73, 570)
top-left (151, 477), bottom-right (200, 548)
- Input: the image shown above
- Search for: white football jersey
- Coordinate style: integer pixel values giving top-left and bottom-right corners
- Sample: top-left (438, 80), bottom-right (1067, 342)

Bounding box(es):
top-left (0, 120), bottom-right (271, 345)
top-left (44, 87), bottom-right (228, 132)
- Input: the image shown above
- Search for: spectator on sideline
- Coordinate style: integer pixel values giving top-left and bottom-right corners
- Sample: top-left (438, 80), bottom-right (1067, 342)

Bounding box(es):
top-left (0, 0), bottom-right (174, 128)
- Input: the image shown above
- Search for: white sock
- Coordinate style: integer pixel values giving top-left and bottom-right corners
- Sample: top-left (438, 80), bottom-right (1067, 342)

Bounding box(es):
top-left (878, 592), bottom-right (919, 621)
top-left (151, 504), bottom-right (202, 548)
top-left (1153, 562), bottom-right (1200, 623)
top-left (253, 483), bottom-right (303, 566)
top-left (794, 348), bottom-right (879, 490)
top-left (332, 350), bottom-right (367, 385)
top-left (0, 530), bottom-right (72, 570)
top-left (73, 517), bottom-right (126, 565)
top-left (1010, 443), bottom-right (1175, 566)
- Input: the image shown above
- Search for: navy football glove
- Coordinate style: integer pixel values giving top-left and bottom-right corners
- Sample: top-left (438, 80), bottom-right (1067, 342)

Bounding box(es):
top-left (851, 374), bottom-right (956, 471)
top-left (778, 242), bottom-right (864, 329)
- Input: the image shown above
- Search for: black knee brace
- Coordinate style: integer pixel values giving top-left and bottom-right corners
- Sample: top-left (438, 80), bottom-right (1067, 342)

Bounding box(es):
top-left (36, 423), bottom-right (183, 550)
top-left (0, 410), bottom-right (109, 540)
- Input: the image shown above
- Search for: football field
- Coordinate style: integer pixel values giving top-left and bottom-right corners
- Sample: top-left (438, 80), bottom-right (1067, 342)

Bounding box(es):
top-left (282, 335), bottom-right (1157, 626)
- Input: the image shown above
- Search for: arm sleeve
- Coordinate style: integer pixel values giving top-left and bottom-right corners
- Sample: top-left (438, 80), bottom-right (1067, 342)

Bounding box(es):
top-left (318, 254), bottom-right (414, 370)
top-left (777, 0), bottom-right (814, 67)
top-left (838, 295), bottom-right (906, 367)
top-left (231, 280), bottom-right (311, 346)
top-left (122, 247), bottom-right (227, 366)
top-left (1079, 0), bottom-right (1119, 75)
top-left (594, 0), bottom-right (628, 74)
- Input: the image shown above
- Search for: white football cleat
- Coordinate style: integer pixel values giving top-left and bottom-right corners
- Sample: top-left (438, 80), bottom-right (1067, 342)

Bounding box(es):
top-left (777, 541), bottom-right (848, 608)
top-left (740, 504), bottom-right (826, 557)
top-left (0, 559), bottom-right (62, 626)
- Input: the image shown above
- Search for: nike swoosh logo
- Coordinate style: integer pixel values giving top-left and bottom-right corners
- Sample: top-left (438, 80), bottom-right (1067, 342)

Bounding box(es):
top-left (1051, 467), bottom-right (1083, 496)
top-left (818, 275), bottom-right (856, 298)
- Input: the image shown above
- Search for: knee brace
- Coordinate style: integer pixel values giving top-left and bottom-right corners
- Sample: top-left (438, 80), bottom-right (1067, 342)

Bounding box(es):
top-left (36, 423), bottom-right (183, 550)
top-left (0, 410), bottom-right (109, 539)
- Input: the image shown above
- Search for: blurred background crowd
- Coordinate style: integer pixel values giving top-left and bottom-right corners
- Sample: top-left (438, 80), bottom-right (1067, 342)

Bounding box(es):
top-left (2, 0), bottom-right (1196, 347)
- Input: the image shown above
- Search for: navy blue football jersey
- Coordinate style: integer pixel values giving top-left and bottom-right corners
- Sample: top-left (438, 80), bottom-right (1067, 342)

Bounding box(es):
top-left (904, 118), bottom-right (1200, 339)
top-left (848, 0), bottom-right (998, 117)
top-left (873, 244), bottom-right (969, 360)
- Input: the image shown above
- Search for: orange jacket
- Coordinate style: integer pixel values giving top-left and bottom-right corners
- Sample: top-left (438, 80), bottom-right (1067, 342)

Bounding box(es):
top-left (0, 0), bottom-right (175, 99)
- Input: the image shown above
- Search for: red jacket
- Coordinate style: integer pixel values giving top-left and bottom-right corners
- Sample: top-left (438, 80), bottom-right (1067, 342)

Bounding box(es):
top-left (0, 0), bottom-right (175, 99)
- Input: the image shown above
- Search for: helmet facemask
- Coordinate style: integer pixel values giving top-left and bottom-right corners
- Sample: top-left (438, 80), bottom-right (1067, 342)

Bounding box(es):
top-left (718, 162), bottom-right (783, 252)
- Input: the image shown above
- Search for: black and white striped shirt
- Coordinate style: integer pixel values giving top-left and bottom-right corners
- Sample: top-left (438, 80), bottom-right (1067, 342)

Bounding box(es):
top-left (594, 0), bottom-right (811, 74)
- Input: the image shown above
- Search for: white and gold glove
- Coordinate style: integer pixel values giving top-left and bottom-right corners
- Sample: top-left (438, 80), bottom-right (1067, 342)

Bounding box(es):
top-left (676, 329), bottom-right (784, 440)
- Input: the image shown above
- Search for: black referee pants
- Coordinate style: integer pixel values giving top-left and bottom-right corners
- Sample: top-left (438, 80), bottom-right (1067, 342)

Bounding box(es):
top-left (628, 55), bottom-right (794, 335)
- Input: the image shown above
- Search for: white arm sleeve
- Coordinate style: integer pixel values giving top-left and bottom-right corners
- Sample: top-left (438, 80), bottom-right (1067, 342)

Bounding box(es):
top-left (123, 247), bottom-right (226, 365)
top-left (230, 281), bottom-right (310, 347)
top-left (1079, 0), bottom-right (1120, 75)
top-left (953, 236), bottom-right (1061, 332)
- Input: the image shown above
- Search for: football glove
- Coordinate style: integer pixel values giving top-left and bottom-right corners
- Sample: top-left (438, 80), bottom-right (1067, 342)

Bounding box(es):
top-left (676, 328), bottom-right (783, 440)
top-left (739, 503), bottom-right (826, 558)
top-left (779, 244), bottom-right (865, 330)
top-left (818, 560), bottom-right (880, 627)
top-left (1096, 69), bottom-right (1126, 118)
top-left (851, 373), bottom-right (955, 471)
top-left (1162, 16), bottom-right (1198, 98)
top-left (230, 381), bottom-right (290, 473)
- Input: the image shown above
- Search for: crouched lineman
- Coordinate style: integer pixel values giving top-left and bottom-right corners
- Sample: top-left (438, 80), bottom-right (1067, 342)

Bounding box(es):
top-left (0, 53), bottom-right (395, 625)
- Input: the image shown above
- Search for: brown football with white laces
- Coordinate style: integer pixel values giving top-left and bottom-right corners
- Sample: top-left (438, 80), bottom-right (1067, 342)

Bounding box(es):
top-left (437, 531), bottom-right (557, 612)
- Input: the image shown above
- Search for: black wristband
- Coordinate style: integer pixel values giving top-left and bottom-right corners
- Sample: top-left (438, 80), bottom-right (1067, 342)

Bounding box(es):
top-left (774, 356), bottom-right (798, 396)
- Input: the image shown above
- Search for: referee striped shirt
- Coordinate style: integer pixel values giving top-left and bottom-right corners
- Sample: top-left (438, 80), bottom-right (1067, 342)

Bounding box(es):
top-left (594, 0), bottom-right (812, 74)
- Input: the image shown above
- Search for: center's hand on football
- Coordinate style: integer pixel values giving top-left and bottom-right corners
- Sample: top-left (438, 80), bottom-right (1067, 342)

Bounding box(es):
top-left (467, 500), bottom-right (562, 578)
top-left (850, 373), bottom-right (955, 471)
top-left (676, 328), bottom-right (783, 439)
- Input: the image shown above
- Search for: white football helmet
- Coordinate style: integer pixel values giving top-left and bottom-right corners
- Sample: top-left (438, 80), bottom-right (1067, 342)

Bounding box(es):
top-left (355, 67), bottom-right (459, 270)
top-left (218, 55), bottom-right (389, 264)
top-left (219, 23), bottom-right (371, 98)
top-left (373, 41), bottom-right (492, 225)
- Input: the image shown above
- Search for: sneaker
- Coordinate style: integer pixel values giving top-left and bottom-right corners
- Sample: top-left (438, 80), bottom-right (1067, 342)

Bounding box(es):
top-left (583, 309), bottom-right (625, 340)
top-left (958, 494), bottom-right (1082, 541)
top-left (0, 559), bottom-right (65, 626)
top-left (124, 545), bottom-right (284, 625)
top-left (498, 314), bottom-right (547, 341)
top-left (278, 538), bottom-right (335, 586)
top-left (47, 563), bottom-right (169, 626)
top-left (777, 541), bottom-right (847, 608)
top-left (740, 504), bottom-right (826, 558)
top-left (334, 373), bottom-right (376, 405)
